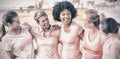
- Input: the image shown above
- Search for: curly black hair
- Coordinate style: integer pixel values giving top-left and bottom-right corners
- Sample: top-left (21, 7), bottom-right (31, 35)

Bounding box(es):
top-left (52, 1), bottom-right (77, 22)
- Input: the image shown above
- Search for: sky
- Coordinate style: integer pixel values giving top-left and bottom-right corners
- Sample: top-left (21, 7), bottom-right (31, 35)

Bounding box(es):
top-left (0, 0), bottom-right (105, 9)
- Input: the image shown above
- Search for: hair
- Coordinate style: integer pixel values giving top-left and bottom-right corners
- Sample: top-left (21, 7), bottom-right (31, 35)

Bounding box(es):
top-left (85, 9), bottom-right (100, 28)
top-left (34, 10), bottom-right (47, 23)
top-left (0, 24), bottom-right (6, 41)
top-left (118, 23), bottom-right (120, 27)
top-left (52, 1), bottom-right (77, 22)
top-left (101, 18), bottom-right (119, 34)
top-left (2, 11), bottom-right (18, 26)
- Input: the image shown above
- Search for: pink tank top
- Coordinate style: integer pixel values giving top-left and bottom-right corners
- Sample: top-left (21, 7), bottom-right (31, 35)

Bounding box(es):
top-left (82, 29), bottom-right (103, 59)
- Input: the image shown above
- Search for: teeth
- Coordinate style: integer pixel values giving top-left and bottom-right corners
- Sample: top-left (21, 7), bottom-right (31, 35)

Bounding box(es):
top-left (64, 19), bottom-right (69, 21)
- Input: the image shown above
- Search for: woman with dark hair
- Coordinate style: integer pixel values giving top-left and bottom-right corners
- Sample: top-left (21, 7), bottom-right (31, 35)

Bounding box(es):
top-left (52, 1), bottom-right (84, 59)
top-left (82, 9), bottom-right (105, 59)
top-left (101, 18), bottom-right (120, 59)
top-left (2, 11), bottom-right (34, 59)
top-left (30, 10), bottom-right (60, 59)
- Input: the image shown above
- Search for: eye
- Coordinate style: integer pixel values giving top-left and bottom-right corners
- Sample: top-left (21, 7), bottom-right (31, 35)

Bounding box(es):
top-left (67, 12), bottom-right (71, 15)
top-left (62, 13), bottom-right (65, 16)
top-left (46, 18), bottom-right (48, 21)
top-left (42, 20), bottom-right (45, 22)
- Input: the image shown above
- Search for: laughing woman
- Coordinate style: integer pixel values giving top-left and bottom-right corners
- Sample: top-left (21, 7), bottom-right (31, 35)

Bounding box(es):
top-left (82, 9), bottom-right (104, 59)
top-left (2, 11), bottom-right (34, 59)
top-left (30, 10), bottom-right (60, 59)
top-left (52, 1), bottom-right (84, 59)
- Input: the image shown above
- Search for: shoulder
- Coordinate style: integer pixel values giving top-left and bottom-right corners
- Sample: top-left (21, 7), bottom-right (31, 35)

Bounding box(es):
top-left (50, 25), bottom-right (61, 36)
top-left (30, 26), bottom-right (40, 35)
top-left (2, 34), bottom-right (10, 42)
top-left (21, 24), bottom-right (30, 31)
top-left (109, 40), bottom-right (120, 52)
top-left (72, 22), bottom-right (82, 29)
top-left (31, 26), bottom-right (39, 31)
top-left (51, 24), bottom-right (61, 31)
top-left (73, 22), bottom-right (83, 33)
top-left (71, 22), bottom-right (84, 38)
top-left (112, 39), bottom-right (120, 47)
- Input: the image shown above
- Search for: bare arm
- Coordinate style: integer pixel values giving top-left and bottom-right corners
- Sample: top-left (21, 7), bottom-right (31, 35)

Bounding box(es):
top-left (79, 30), bottom-right (84, 40)
top-left (78, 26), bottom-right (84, 40)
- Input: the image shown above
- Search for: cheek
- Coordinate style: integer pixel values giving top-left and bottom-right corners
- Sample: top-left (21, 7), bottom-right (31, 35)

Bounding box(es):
top-left (60, 15), bottom-right (63, 20)
top-left (60, 17), bottom-right (64, 22)
top-left (39, 22), bottom-right (43, 26)
top-left (84, 20), bottom-right (88, 25)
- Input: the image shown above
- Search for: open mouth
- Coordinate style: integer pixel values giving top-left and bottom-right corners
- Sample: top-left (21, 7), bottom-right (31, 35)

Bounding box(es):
top-left (64, 19), bottom-right (70, 23)
top-left (44, 23), bottom-right (49, 27)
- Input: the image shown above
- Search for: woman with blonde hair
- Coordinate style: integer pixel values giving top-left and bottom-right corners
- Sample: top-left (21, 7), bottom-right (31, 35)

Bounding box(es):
top-left (82, 9), bottom-right (105, 59)
top-left (30, 10), bottom-right (60, 59)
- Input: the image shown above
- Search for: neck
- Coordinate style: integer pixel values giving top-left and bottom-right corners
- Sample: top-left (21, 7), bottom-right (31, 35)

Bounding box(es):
top-left (43, 28), bottom-right (49, 32)
top-left (8, 26), bottom-right (22, 35)
top-left (64, 23), bottom-right (71, 32)
top-left (111, 33), bottom-right (118, 38)
top-left (90, 26), bottom-right (99, 34)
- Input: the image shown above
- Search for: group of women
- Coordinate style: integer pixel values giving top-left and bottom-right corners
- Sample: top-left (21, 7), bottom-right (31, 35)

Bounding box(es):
top-left (0, 1), bottom-right (120, 59)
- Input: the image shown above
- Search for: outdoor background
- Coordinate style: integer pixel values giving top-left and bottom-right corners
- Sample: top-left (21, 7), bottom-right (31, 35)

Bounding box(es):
top-left (0, 0), bottom-right (120, 59)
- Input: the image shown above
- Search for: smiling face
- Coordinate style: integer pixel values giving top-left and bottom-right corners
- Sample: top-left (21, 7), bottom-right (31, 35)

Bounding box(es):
top-left (60, 9), bottom-right (72, 26)
top-left (38, 15), bottom-right (50, 30)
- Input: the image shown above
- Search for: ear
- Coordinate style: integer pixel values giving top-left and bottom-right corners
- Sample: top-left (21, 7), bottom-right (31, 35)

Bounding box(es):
top-left (89, 23), bottom-right (94, 28)
top-left (108, 33), bottom-right (112, 38)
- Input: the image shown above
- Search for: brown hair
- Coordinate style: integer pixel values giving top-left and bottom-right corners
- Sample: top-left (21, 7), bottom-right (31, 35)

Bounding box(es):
top-left (85, 9), bottom-right (100, 28)
top-left (34, 10), bottom-right (47, 23)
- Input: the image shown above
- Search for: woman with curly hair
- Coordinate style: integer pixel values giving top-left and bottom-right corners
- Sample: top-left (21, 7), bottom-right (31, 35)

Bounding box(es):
top-left (52, 1), bottom-right (84, 59)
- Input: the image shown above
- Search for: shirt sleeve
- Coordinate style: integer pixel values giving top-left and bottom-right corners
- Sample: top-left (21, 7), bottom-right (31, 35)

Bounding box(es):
top-left (2, 37), bottom-right (12, 51)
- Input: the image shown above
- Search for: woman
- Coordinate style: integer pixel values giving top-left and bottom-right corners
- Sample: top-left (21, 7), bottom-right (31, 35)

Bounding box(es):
top-left (82, 9), bottom-right (105, 59)
top-left (101, 18), bottom-right (120, 59)
top-left (2, 11), bottom-right (34, 59)
top-left (30, 10), bottom-right (60, 59)
top-left (52, 1), bottom-right (84, 59)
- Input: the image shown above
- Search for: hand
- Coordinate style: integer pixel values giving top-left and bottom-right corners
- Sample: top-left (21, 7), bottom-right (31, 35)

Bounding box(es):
top-left (22, 22), bottom-right (32, 29)
top-left (51, 24), bottom-right (60, 31)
